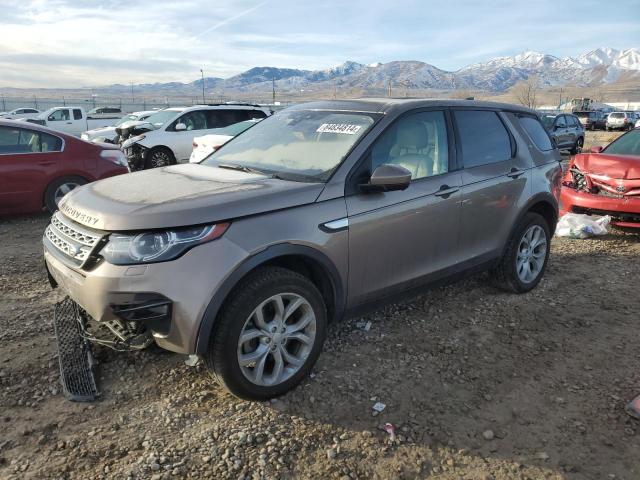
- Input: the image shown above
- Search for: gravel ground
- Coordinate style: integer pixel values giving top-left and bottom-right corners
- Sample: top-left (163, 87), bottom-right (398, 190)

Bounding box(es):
top-left (1, 135), bottom-right (638, 480)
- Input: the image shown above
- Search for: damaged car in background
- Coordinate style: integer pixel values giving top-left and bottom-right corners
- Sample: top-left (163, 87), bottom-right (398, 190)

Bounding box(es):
top-left (81, 110), bottom-right (157, 143)
top-left (561, 128), bottom-right (640, 227)
top-left (121, 104), bottom-right (270, 171)
top-left (189, 119), bottom-right (262, 163)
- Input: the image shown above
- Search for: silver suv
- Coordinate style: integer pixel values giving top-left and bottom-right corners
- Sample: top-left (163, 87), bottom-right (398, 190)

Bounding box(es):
top-left (43, 99), bottom-right (562, 400)
top-left (606, 112), bottom-right (635, 131)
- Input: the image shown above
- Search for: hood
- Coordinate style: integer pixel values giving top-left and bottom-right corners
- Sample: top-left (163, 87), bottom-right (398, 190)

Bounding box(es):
top-left (58, 163), bottom-right (325, 231)
top-left (115, 120), bottom-right (154, 136)
top-left (573, 153), bottom-right (640, 179)
top-left (85, 126), bottom-right (117, 139)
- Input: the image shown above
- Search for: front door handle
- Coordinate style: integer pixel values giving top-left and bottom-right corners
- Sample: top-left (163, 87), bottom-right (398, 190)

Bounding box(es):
top-left (434, 185), bottom-right (459, 198)
top-left (66, 122), bottom-right (73, 124)
top-left (507, 168), bottom-right (525, 179)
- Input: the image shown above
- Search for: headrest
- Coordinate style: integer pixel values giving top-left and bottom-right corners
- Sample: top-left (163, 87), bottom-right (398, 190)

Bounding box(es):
top-left (396, 120), bottom-right (428, 149)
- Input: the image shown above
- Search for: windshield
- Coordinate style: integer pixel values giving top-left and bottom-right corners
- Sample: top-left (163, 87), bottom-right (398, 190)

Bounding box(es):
top-left (114, 114), bottom-right (139, 126)
top-left (203, 110), bottom-right (377, 181)
top-left (145, 110), bottom-right (180, 129)
top-left (604, 129), bottom-right (640, 156)
top-left (610, 112), bottom-right (624, 119)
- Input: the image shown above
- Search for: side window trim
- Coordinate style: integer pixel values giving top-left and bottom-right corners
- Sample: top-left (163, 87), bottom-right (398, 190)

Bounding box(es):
top-left (449, 108), bottom-right (516, 170)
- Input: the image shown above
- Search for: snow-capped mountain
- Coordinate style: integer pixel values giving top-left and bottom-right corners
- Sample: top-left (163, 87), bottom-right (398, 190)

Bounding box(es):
top-left (93, 47), bottom-right (640, 96)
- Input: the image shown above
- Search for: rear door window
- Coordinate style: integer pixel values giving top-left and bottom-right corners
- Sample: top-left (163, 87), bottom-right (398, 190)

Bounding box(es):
top-left (73, 109), bottom-right (83, 120)
top-left (454, 110), bottom-right (512, 168)
top-left (0, 126), bottom-right (42, 154)
top-left (517, 115), bottom-right (553, 151)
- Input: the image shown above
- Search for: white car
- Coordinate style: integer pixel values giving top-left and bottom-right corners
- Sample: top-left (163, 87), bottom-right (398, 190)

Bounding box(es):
top-left (0, 107), bottom-right (40, 119)
top-left (636, 118), bottom-right (640, 129)
top-left (121, 104), bottom-right (271, 170)
top-left (189, 119), bottom-right (261, 163)
top-left (81, 110), bottom-right (156, 143)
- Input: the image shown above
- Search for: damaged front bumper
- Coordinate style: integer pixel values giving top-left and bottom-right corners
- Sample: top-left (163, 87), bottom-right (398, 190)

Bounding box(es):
top-left (122, 143), bottom-right (147, 171)
top-left (560, 186), bottom-right (640, 228)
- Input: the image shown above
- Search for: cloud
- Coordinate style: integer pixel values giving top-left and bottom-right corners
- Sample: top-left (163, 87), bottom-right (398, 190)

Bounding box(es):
top-left (0, 0), bottom-right (638, 88)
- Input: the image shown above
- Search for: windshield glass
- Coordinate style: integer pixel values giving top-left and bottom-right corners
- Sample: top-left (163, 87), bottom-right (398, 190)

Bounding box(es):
top-left (604, 130), bottom-right (640, 156)
top-left (114, 114), bottom-right (139, 126)
top-left (610, 112), bottom-right (624, 119)
top-left (145, 110), bottom-right (180, 129)
top-left (203, 110), bottom-right (377, 181)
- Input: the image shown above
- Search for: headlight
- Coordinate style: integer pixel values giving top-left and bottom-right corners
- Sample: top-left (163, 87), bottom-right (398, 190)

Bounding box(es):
top-left (81, 133), bottom-right (89, 140)
top-left (100, 149), bottom-right (129, 168)
top-left (121, 134), bottom-right (146, 149)
top-left (100, 223), bottom-right (230, 265)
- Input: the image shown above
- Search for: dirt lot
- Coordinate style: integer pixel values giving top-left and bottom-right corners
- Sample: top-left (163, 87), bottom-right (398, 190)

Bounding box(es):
top-left (1, 133), bottom-right (639, 479)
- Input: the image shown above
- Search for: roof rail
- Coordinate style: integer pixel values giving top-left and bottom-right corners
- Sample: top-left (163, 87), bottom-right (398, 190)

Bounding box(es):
top-left (193, 102), bottom-right (266, 108)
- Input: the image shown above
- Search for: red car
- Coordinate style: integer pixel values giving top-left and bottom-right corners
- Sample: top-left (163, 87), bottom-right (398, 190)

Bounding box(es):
top-left (0, 119), bottom-right (129, 215)
top-left (560, 128), bottom-right (640, 227)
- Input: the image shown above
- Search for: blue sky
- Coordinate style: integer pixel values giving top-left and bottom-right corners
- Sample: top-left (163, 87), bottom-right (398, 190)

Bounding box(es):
top-left (0, 0), bottom-right (638, 87)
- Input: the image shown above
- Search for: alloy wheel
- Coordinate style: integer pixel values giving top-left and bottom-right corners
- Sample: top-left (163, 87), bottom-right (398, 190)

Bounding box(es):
top-left (516, 225), bottom-right (547, 283)
top-left (54, 182), bottom-right (81, 206)
top-left (237, 293), bottom-right (316, 387)
top-left (150, 151), bottom-right (171, 167)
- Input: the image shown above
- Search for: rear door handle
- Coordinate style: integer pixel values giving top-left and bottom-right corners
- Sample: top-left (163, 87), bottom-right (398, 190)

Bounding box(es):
top-left (66, 121), bottom-right (73, 124)
top-left (434, 185), bottom-right (459, 198)
top-left (507, 168), bottom-right (525, 179)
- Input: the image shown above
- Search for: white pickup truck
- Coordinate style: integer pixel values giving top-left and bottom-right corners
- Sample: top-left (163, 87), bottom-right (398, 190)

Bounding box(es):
top-left (22, 106), bottom-right (122, 137)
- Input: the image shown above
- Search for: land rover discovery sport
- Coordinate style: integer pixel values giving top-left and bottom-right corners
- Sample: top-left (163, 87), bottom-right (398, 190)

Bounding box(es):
top-left (43, 99), bottom-right (561, 400)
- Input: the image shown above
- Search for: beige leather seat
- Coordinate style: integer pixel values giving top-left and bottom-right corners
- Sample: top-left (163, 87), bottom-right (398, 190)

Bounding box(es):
top-left (390, 120), bottom-right (433, 179)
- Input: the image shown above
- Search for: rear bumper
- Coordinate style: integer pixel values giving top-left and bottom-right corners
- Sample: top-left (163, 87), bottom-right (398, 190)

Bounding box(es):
top-left (560, 186), bottom-right (640, 227)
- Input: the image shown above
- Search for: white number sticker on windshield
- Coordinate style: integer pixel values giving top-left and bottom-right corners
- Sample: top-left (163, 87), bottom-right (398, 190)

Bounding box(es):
top-left (316, 123), bottom-right (362, 135)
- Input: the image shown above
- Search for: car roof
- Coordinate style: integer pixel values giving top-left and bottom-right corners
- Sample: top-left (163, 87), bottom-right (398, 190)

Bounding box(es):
top-left (286, 98), bottom-right (538, 116)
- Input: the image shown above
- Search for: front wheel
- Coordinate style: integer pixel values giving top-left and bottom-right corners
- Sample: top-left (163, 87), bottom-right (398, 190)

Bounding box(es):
top-left (491, 212), bottom-right (551, 293)
top-left (145, 147), bottom-right (175, 169)
top-left (205, 267), bottom-right (327, 400)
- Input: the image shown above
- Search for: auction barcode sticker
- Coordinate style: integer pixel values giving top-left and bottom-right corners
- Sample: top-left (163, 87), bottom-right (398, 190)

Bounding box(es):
top-left (316, 123), bottom-right (362, 134)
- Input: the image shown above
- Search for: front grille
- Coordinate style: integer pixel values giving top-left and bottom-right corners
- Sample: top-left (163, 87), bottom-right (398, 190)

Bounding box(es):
top-left (44, 212), bottom-right (104, 267)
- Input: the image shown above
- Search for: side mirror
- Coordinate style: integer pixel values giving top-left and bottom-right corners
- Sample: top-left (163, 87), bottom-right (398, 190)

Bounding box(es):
top-left (590, 145), bottom-right (603, 153)
top-left (175, 123), bottom-right (187, 131)
top-left (361, 164), bottom-right (411, 192)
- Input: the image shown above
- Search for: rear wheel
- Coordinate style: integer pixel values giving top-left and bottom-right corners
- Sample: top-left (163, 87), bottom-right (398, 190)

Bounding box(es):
top-left (570, 137), bottom-right (583, 155)
top-left (205, 267), bottom-right (327, 400)
top-left (491, 212), bottom-right (550, 293)
top-left (44, 176), bottom-right (87, 213)
top-left (145, 147), bottom-right (175, 169)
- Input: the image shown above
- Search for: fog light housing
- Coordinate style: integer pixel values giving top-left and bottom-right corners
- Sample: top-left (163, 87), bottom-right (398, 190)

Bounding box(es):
top-left (110, 293), bottom-right (173, 337)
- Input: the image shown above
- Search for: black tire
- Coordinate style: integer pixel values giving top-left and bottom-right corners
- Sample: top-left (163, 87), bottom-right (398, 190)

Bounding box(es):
top-left (570, 137), bottom-right (583, 155)
top-left (44, 176), bottom-right (88, 213)
top-left (491, 212), bottom-right (551, 293)
top-left (205, 267), bottom-right (327, 400)
top-left (145, 147), bottom-right (175, 169)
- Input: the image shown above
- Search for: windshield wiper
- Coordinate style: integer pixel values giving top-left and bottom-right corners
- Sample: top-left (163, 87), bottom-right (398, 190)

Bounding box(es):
top-left (217, 163), bottom-right (267, 175)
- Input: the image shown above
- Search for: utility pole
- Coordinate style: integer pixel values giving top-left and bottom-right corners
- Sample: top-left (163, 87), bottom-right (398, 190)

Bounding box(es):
top-left (1, 94), bottom-right (5, 111)
top-left (272, 77), bottom-right (276, 104)
top-left (387, 80), bottom-right (391, 98)
top-left (33, 95), bottom-right (38, 109)
top-left (200, 69), bottom-right (206, 104)
top-left (558, 87), bottom-right (563, 110)
top-left (333, 79), bottom-right (337, 99)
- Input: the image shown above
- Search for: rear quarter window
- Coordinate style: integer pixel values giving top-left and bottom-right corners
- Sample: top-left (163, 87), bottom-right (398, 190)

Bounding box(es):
top-left (454, 110), bottom-right (512, 168)
top-left (518, 115), bottom-right (553, 151)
